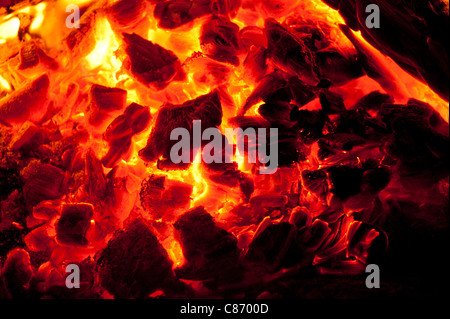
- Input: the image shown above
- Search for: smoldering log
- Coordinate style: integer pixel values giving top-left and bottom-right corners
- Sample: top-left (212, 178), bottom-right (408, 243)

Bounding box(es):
top-left (339, 24), bottom-right (409, 99)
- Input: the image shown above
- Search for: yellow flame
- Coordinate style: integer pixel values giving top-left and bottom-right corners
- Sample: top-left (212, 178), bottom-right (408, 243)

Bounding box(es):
top-left (0, 75), bottom-right (11, 92)
top-left (85, 19), bottom-right (121, 71)
top-left (29, 2), bottom-right (47, 32)
top-left (352, 31), bottom-right (449, 121)
top-left (0, 17), bottom-right (20, 41)
top-left (191, 153), bottom-right (208, 205)
top-left (61, 0), bottom-right (95, 5)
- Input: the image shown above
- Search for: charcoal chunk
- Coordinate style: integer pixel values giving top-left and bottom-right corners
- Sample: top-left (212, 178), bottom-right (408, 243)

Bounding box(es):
top-left (319, 90), bottom-right (346, 114)
top-left (56, 204), bottom-right (94, 247)
top-left (200, 16), bottom-right (240, 66)
top-left (139, 90), bottom-right (222, 166)
top-left (244, 222), bottom-right (293, 268)
top-left (346, 221), bottom-right (387, 264)
top-left (154, 0), bottom-right (240, 29)
top-left (290, 109), bottom-right (327, 144)
top-left (242, 70), bottom-right (316, 115)
top-left (242, 70), bottom-right (291, 114)
top-left (0, 74), bottom-right (50, 127)
top-left (97, 218), bottom-right (173, 298)
top-left (315, 50), bottom-right (363, 86)
top-left (122, 33), bottom-right (185, 90)
top-left (302, 169), bottom-right (328, 199)
top-left (21, 161), bottom-right (67, 207)
top-left (243, 46), bottom-right (268, 81)
top-left (84, 149), bottom-right (107, 202)
top-left (1, 248), bottom-right (33, 297)
top-left (18, 42), bottom-right (39, 69)
top-left (0, 167), bottom-right (22, 200)
top-left (102, 103), bottom-right (151, 167)
top-left (87, 84), bottom-right (127, 127)
top-left (106, 0), bottom-right (149, 32)
top-left (140, 175), bottom-right (193, 219)
top-left (360, 166), bottom-right (391, 194)
top-left (64, 11), bottom-right (97, 58)
top-left (319, 133), bottom-right (366, 154)
top-left (173, 207), bottom-right (241, 281)
top-left (154, 0), bottom-right (211, 29)
top-left (327, 165), bottom-right (365, 200)
top-left (354, 91), bottom-right (394, 112)
top-left (264, 19), bottom-right (319, 84)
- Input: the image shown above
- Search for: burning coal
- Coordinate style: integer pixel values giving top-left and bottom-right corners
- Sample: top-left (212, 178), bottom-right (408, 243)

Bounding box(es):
top-left (0, 0), bottom-right (448, 299)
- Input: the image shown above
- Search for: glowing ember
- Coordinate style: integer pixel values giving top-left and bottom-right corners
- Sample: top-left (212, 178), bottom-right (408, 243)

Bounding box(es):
top-left (0, 0), bottom-right (448, 300)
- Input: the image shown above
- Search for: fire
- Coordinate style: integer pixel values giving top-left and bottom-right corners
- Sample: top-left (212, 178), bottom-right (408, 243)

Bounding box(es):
top-left (84, 19), bottom-right (120, 72)
top-left (0, 17), bottom-right (20, 42)
top-left (0, 0), bottom-right (448, 299)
